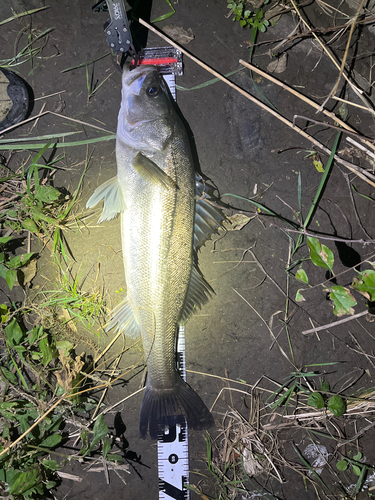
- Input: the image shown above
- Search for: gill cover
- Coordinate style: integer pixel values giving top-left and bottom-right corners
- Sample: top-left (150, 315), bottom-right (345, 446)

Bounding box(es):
top-left (117, 65), bottom-right (174, 152)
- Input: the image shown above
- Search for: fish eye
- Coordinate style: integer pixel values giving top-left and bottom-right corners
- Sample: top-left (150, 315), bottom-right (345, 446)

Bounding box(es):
top-left (147, 84), bottom-right (161, 97)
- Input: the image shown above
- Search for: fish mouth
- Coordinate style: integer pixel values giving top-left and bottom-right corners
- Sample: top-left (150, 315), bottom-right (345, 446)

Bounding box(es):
top-left (122, 64), bottom-right (158, 93)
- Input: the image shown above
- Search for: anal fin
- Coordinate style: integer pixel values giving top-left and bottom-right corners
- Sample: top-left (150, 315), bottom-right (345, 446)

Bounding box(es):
top-left (105, 296), bottom-right (140, 338)
top-left (180, 264), bottom-right (213, 323)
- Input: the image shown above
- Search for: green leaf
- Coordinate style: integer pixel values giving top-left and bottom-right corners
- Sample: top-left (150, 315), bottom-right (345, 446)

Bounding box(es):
top-left (328, 285), bottom-right (357, 316)
top-left (106, 453), bottom-right (124, 463)
top-left (5, 318), bottom-right (24, 345)
top-left (39, 433), bottom-right (62, 448)
top-left (352, 270), bottom-right (375, 301)
top-left (307, 237), bottom-right (334, 272)
top-left (321, 380), bottom-right (329, 392)
top-left (102, 437), bottom-right (111, 459)
top-left (22, 218), bottom-right (39, 233)
top-left (296, 269), bottom-right (309, 284)
top-left (34, 184), bottom-right (60, 203)
top-left (39, 337), bottom-right (56, 366)
top-left (0, 236), bottom-right (13, 245)
top-left (46, 480), bottom-right (57, 489)
top-left (29, 325), bottom-right (43, 344)
top-left (55, 340), bottom-right (74, 354)
top-left (328, 395), bottom-right (346, 417)
top-left (307, 392), bottom-right (325, 409)
top-left (1, 366), bottom-right (17, 384)
top-left (352, 464), bottom-right (362, 476)
top-left (353, 452), bottom-right (362, 461)
top-left (6, 268), bottom-right (17, 290)
top-left (9, 468), bottom-right (39, 495)
top-left (0, 263), bottom-right (7, 279)
top-left (240, 19), bottom-right (246, 27)
top-left (7, 252), bottom-right (34, 269)
top-left (336, 459), bottom-right (348, 471)
top-left (295, 289), bottom-right (305, 302)
top-left (85, 414), bottom-right (109, 455)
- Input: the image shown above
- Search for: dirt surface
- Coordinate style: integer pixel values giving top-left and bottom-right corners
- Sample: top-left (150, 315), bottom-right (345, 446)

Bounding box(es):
top-left (2, 0), bottom-right (375, 498)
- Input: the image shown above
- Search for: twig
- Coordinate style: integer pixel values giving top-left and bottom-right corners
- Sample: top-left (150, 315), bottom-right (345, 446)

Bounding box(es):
top-left (321, 0), bottom-right (367, 108)
top-left (138, 18), bottom-right (375, 187)
top-left (348, 331), bottom-right (375, 369)
top-left (302, 310), bottom-right (368, 334)
top-left (288, 0), bottom-right (374, 115)
top-left (283, 227), bottom-right (375, 244)
top-left (346, 136), bottom-right (375, 161)
top-left (56, 471), bottom-right (82, 482)
top-left (337, 421), bottom-right (375, 446)
top-left (293, 114), bottom-right (374, 146)
top-left (34, 90), bottom-right (66, 101)
top-left (342, 171), bottom-right (373, 240)
top-left (332, 95), bottom-right (371, 111)
top-left (0, 110), bottom-right (114, 136)
top-left (239, 59), bottom-right (375, 153)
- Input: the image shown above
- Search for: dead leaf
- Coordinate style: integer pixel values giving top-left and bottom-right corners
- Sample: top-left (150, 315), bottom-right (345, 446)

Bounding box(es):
top-left (264, 3), bottom-right (285, 22)
top-left (55, 354), bottom-right (84, 394)
top-left (21, 258), bottom-right (37, 287)
top-left (162, 25), bottom-right (194, 45)
top-left (225, 213), bottom-right (252, 231)
top-left (267, 53), bottom-right (288, 74)
top-left (60, 309), bottom-right (78, 333)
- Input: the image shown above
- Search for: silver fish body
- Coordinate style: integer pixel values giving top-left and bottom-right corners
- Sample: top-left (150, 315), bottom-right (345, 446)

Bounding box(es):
top-left (87, 65), bottom-right (222, 438)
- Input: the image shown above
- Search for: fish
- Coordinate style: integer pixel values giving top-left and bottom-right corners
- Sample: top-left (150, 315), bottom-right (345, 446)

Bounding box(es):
top-left (86, 64), bottom-right (223, 439)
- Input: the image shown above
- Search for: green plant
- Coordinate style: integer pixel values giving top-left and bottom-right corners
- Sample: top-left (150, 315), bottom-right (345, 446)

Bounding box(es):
top-left (38, 269), bottom-right (106, 333)
top-left (307, 379), bottom-right (346, 417)
top-left (1, 143), bottom-right (87, 264)
top-left (295, 235), bottom-right (375, 317)
top-left (267, 363), bottom-right (340, 415)
top-left (336, 452), bottom-right (375, 495)
top-left (227, 1), bottom-right (270, 32)
top-left (0, 236), bottom-right (34, 291)
top-left (0, 311), bottom-right (122, 499)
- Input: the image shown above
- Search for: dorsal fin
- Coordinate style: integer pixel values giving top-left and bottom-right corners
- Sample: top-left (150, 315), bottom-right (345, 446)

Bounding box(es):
top-left (194, 175), bottom-right (224, 251)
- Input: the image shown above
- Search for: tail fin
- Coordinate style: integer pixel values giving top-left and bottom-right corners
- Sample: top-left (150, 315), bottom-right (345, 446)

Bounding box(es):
top-left (139, 379), bottom-right (214, 439)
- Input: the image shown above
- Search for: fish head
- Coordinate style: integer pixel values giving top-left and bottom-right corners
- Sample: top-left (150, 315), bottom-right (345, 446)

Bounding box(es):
top-left (117, 64), bottom-right (175, 152)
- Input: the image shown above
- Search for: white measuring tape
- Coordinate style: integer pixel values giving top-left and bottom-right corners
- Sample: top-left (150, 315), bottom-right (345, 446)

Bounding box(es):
top-left (157, 326), bottom-right (190, 500)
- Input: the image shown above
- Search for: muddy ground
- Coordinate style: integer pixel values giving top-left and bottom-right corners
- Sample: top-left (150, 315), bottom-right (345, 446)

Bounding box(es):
top-left (2, 0), bottom-right (375, 498)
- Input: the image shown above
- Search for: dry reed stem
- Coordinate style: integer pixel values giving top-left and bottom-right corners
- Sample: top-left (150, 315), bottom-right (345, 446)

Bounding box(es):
top-left (288, 0), bottom-right (374, 115)
top-left (0, 110), bottom-right (114, 136)
top-left (239, 59), bottom-right (375, 153)
top-left (302, 310), bottom-right (368, 334)
top-left (323, 0), bottom-right (367, 106)
top-left (139, 19), bottom-right (375, 187)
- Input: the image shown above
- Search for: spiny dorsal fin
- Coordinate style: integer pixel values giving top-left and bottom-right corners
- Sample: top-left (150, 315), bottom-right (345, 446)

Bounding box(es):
top-left (132, 152), bottom-right (176, 190)
top-left (194, 175), bottom-right (224, 251)
top-left (86, 176), bottom-right (125, 223)
top-left (105, 296), bottom-right (140, 338)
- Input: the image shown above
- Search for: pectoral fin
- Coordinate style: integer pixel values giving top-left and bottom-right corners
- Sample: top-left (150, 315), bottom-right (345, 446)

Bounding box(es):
top-left (86, 176), bottom-right (125, 223)
top-left (132, 152), bottom-right (176, 189)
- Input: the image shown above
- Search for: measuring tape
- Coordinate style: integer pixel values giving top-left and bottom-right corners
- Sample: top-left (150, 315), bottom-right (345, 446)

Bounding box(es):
top-left (157, 326), bottom-right (190, 500)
